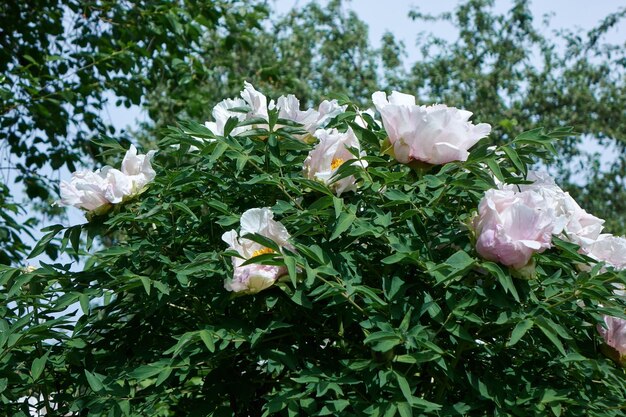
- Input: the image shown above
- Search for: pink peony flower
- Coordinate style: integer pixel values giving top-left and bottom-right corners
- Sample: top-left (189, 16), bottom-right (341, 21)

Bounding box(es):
top-left (597, 315), bottom-right (626, 365)
top-left (474, 189), bottom-right (556, 268)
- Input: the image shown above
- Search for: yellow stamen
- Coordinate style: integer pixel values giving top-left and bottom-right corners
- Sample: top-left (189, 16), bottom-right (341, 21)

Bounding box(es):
top-left (252, 247), bottom-right (275, 257)
top-left (331, 158), bottom-right (344, 170)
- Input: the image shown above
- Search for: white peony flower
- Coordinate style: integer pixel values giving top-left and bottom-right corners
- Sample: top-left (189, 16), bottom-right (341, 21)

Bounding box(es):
top-left (274, 95), bottom-right (347, 142)
top-left (240, 81), bottom-right (269, 120)
top-left (204, 82), bottom-right (270, 136)
top-left (204, 97), bottom-right (249, 137)
top-left (474, 189), bottom-right (556, 269)
top-left (121, 144), bottom-right (157, 191)
top-left (275, 94), bottom-right (321, 140)
top-left (316, 99), bottom-right (347, 129)
top-left (59, 170), bottom-right (111, 212)
top-left (372, 91), bottom-right (491, 165)
top-left (222, 208), bottom-right (293, 294)
top-left (57, 145), bottom-right (156, 213)
top-left (303, 128), bottom-right (367, 196)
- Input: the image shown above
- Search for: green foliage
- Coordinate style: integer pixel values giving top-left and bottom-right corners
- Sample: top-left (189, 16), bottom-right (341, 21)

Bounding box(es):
top-left (2, 98), bottom-right (625, 416)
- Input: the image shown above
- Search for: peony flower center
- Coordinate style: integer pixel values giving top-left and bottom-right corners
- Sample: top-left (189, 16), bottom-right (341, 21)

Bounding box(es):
top-left (331, 158), bottom-right (344, 170)
top-left (252, 247), bottom-right (275, 257)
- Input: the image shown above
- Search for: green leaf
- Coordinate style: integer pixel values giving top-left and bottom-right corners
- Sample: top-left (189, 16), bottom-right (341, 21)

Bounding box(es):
top-left (330, 212), bottom-right (356, 241)
top-left (445, 250), bottom-right (475, 271)
top-left (397, 402), bottom-right (412, 417)
top-left (535, 318), bottom-right (566, 355)
top-left (485, 158), bottom-right (505, 182)
top-left (501, 146), bottom-right (526, 175)
top-left (395, 371), bottom-right (414, 404)
top-left (85, 370), bottom-right (105, 392)
top-left (129, 365), bottom-right (162, 380)
top-left (482, 262), bottom-right (520, 302)
top-left (284, 255), bottom-right (298, 286)
top-left (241, 233), bottom-right (281, 252)
top-left (79, 293), bottom-right (90, 315)
top-left (31, 353), bottom-right (48, 381)
top-left (172, 201), bottom-right (199, 221)
top-left (199, 330), bottom-right (215, 352)
top-left (223, 116), bottom-right (240, 137)
top-left (507, 319), bottom-right (533, 346)
top-left (28, 224), bottom-right (64, 258)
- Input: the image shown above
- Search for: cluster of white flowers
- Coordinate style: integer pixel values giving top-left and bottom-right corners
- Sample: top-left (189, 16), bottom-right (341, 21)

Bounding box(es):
top-left (210, 84), bottom-right (493, 294)
top-left (204, 81), bottom-right (346, 141)
top-left (473, 171), bottom-right (626, 362)
top-left (57, 145), bottom-right (156, 214)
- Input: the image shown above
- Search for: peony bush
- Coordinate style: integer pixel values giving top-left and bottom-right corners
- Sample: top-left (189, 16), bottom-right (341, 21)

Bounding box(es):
top-left (2, 83), bottom-right (625, 416)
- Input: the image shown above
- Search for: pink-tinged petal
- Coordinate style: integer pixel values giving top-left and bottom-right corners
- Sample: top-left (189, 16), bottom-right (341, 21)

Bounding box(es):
top-left (474, 188), bottom-right (557, 269)
top-left (372, 91), bottom-right (490, 165)
top-left (598, 315), bottom-right (626, 361)
top-left (222, 207), bottom-right (295, 295)
top-left (241, 81), bottom-right (268, 119)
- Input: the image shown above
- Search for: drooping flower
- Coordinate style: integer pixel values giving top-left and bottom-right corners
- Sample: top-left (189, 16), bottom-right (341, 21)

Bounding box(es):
top-left (597, 315), bottom-right (626, 365)
top-left (303, 128), bottom-right (367, 196)
top-left (372, 91), bottom-right (491, 165)
top-left (222, 208), bottom-right (293, 294)
top-left (474, 189), bottom-right (556, 268)
top-left (57, 145), bottom-right (156, 213)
